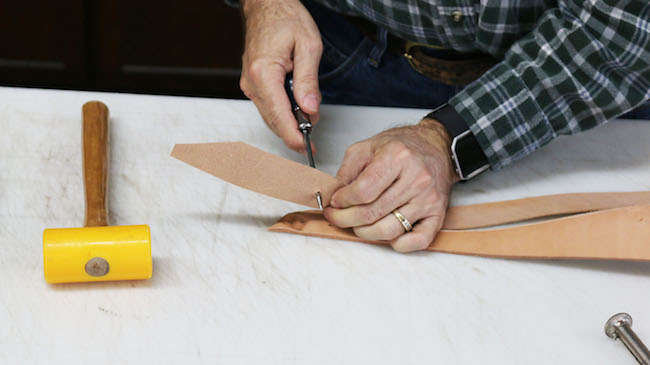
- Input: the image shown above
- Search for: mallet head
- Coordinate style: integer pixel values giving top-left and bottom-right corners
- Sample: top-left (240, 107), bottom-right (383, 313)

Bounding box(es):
top-left (43, 225), bottom-right (151, 283)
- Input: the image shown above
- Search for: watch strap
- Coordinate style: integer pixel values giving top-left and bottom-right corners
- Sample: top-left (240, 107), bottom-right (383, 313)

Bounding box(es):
top-left (425, 103), bottom-right (467, 138)
top-left (426, 104), bottom-right (489, 180)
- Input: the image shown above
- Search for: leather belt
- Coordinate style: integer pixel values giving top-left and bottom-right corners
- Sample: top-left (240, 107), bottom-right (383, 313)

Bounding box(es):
top-left (401, 42), bottom-right (499, 86)
top-left (345, 15), bottom-right (499, 85)
top-left (172, 142), bottom-right (650, 261)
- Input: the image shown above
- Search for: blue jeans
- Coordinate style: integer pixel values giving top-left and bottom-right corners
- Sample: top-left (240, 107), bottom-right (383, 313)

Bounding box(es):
top-left (305, 0), bottom-right (650, 120)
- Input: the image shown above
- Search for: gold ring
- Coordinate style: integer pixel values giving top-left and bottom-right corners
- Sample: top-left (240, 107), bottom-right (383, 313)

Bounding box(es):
top-left (392, 209), bottom-right (413, 232)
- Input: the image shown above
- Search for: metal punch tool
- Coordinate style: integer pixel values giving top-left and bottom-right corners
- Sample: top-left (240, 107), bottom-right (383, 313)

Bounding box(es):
top-left (605, 313), bottom-right (650, 364)
top-left (285, 76), bottom-right (323, 210)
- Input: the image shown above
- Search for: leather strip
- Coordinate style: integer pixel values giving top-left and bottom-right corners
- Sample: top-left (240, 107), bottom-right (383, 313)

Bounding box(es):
top-left (171, 142), bottom-right (343, 209)
top-left (444, 191), bottom-right (650, 229)
top-left (172, 142), bottom-right (650, 229)
top-left (172, 142), bottom-right (650, 260)
top-left (269, 207), bottom-right (650, 261)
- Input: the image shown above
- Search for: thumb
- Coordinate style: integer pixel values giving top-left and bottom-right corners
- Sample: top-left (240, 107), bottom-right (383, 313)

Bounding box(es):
top-left (292, 38), bottom-right (323, 118)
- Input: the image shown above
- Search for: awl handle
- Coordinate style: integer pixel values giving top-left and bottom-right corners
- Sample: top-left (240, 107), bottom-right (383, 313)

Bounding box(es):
top-left (284, 76), bottom-right (312, 132)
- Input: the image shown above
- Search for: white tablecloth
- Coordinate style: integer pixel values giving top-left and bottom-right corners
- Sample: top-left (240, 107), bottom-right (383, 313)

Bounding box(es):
top-left (1, 86), bottom-right (649, 364)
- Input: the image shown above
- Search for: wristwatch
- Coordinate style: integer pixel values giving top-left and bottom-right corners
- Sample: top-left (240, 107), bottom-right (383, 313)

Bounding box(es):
top-left (425, 103), bottom-right (489, 180)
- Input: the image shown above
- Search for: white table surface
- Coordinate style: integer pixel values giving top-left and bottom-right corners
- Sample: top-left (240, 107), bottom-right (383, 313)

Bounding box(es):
top-left (1, 86), bottom-right (650, 364)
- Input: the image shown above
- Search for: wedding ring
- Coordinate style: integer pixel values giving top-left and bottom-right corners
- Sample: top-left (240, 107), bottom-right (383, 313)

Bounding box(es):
top-left (392, 209), bottom-right (413, 232)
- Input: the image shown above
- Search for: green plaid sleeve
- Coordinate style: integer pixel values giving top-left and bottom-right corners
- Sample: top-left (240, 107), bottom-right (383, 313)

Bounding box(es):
top-left (449, 0), bottom-right (650, 170)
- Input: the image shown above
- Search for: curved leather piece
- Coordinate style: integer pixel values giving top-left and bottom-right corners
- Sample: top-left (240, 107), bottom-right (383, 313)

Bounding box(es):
top-left (172, 142), bottom-right (650, 229)
top-left (269, 206), bottom-right (650, 260)
top-left (171, 142), bottom-right (343, 209)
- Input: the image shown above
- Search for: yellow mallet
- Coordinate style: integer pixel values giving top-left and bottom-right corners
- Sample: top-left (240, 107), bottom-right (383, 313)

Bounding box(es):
top-left (43, 101), bottom-right (152, 284)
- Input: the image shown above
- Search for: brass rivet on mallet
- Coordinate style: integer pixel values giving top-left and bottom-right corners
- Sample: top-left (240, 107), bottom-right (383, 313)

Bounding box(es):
top-left (85, 257), bottom-right (110, 277)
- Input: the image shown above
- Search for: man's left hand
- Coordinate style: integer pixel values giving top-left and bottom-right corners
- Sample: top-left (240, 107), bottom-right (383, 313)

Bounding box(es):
top-left (323, 118), bottom-right (460, 252)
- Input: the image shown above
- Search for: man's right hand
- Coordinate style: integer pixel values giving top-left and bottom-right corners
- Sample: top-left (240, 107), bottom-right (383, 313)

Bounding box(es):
top-left (240, 0), bottom-right (323, 153)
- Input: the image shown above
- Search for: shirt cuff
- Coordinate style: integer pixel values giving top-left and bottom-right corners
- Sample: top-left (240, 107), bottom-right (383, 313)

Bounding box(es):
top-left (448, 62), bottom-right (557, 170)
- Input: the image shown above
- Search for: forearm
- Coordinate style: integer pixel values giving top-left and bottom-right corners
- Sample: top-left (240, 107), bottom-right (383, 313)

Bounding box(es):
top-left (448, 0), bottom-right (650, 170)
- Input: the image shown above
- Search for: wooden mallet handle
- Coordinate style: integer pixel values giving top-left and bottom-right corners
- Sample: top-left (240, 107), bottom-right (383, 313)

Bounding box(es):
top-left (82, 101), bottom-right (110, 227)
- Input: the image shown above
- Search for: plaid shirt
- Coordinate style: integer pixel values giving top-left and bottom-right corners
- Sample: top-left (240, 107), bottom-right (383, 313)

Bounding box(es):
top-left (314, 0), bottom-right (650, 170)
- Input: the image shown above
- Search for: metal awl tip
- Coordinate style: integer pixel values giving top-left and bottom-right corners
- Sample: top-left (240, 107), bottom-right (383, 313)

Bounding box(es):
top-left (315, 192), bottom-right (323, 210)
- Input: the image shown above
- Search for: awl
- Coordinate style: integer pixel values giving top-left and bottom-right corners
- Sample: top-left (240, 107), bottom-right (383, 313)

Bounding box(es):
top-left (285, 75), bottom-right (323, 210)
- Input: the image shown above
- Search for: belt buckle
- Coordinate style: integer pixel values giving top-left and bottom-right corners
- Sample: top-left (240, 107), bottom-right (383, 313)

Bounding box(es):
top-left (403, 40), bottom-right (447, 60)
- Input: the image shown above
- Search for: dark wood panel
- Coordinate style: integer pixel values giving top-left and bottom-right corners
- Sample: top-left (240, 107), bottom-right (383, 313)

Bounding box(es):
top-left (0, 1), bottom-right (86, 86)
top-left (0, 0), bottom-right (246, 98)
top-left (93, 0), bottom-right (245, 97)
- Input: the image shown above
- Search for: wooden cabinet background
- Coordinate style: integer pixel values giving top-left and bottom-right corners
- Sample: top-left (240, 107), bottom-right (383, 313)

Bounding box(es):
top-left (0, 1), bottom-right (245, 98)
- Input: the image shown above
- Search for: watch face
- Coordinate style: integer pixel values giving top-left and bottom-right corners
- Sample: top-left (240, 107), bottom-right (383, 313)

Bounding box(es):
top-left (454, 132), bottom-right (489, 180)
top-left (428, 104), bottom-right (489, 180)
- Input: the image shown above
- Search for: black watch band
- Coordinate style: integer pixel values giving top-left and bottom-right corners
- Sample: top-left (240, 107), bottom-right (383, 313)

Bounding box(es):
top-left (425, 104), bottom-right (489, 180)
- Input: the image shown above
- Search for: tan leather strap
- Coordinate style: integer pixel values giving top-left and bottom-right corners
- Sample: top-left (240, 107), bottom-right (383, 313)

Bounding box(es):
top-left (444, 191), bottom-right (650, 229)
top-left (171, 142), bottom-right (343, 209)
top-left (269, 207), bottom-right (650, 261)
top-left (172, 142), bottom-right (650, 260)
top-left (172, 142), bottom-right (650, 229)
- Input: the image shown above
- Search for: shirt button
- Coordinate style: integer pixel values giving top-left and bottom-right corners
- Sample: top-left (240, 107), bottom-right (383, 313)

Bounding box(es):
top-left (451, 10), bottom-right (463, 22)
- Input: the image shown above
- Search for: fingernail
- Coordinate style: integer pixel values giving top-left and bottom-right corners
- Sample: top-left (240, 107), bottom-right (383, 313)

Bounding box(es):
top-left (303, 94), bottom-right (319, 112)
top-left (322, 207), bottom-right (331, 218)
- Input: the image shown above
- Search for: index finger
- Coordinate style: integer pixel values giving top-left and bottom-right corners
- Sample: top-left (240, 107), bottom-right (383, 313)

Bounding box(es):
top-left (331, 152), bottom-right (402, 208)
top-left (254, 67), bottom-right (306, 152)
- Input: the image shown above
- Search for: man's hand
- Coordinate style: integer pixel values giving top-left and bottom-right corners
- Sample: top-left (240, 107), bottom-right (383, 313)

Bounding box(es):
top-left (324, 119), bottom-right (460, 252)
top-left (240, 0), bottom-right (323, 153)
